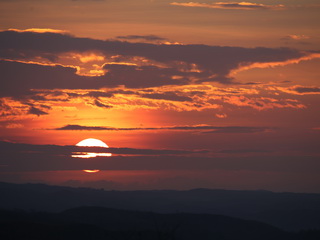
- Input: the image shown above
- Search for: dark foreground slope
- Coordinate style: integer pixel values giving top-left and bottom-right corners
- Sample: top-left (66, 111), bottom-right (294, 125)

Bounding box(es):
top-left (0, 207), bottom-right (309, 240)
top-left (0, 182), bottom-right (319, 231)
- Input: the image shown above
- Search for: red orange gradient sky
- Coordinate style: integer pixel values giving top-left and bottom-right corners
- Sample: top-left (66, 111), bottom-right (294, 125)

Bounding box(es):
top-left (0, 0), bottom-right (319, 192)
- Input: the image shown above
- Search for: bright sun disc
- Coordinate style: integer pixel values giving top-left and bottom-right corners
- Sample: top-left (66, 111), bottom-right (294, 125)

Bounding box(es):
top-left (72, 138), bottom-right (112, 158)
top-left (76, 138), bottom-right (109, 148)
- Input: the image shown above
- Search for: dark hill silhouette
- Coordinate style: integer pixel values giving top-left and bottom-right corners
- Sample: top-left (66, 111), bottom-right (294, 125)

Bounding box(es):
top-left (0, 207), bottom-right (294, 240)
top-left (0, 182), bottom-right (319, 231)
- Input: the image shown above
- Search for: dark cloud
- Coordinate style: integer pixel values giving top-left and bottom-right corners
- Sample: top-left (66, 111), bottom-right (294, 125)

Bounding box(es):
top-left (170, 2), bottom-right (285, 11)
top-left (56, 125), bottom-right (114, 130)
top-left (202, 126), bottom-right (270, 134)
top-left (116, 35), bottom-right (167, 41)
top-left (140, 92), bottom-right (192, 102)
top-left (27, 106), bottom-right (49, 116)
top-left (219, 149), bottom-right (272, 154)
top-left (0, 60), bottom-right (187, 98)
top-left (0, 100), bottom-right (17, 117)
top-left (293, 86), bottom-right (320, 93)
top-left (0, 141), bottom-right (205, 158)
top-left (85, 91), bottom-right (114, 98)
top-left (109, 147), bottom-right (207, 155)
top-left (0, 141), bottom-right (318, 173)
top-left (93, 100), bottom-right (112, 108)
top-left (102, 64), bottom-right (189, 88)
top-left (54, 124), bottom-right (271, 133)
top-left (0, 60), bottom-right (98, 98)
top-left (0, 30), bottom-right (308, 98)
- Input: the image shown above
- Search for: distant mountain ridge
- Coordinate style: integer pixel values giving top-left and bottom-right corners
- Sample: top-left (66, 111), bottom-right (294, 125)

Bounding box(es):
top-left (0, 207), bottom-right (301, 240)
top-left (0, 182), bottom-right (319, 231)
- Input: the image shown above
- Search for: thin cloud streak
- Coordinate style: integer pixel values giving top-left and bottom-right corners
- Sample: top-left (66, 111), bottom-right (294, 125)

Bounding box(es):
top-left (54, 124), bottom-right (272, 133)
top-left (270, 85), bottom-right (320, 95)
top-left (1, 139), bottom-right (318, 173)
top-left (170, 2), bottom-right (285, 10)
top-left (116, 35), bottom-right (168, 42)
top-left (0, 141), bottom-right (206, 156)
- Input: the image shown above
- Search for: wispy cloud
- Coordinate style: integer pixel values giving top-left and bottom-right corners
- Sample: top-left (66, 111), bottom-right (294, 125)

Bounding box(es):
top-left (54, 124), bottom-right (271, 133)
top-left (281, 34), bottom-right (311, 45)
top-left (282, 35), bottom-right (310, 41)
top-left (170, 2), bottom-right (285, 10)
top-left (0, 140), bottom-right (207, 162)
top-left (116, 35), bottom-right (168, 42)
top-left (273, 85), bottom-right (320, 95)
top-left (1, 141), bottom-right (319, 173)
top-left (8, 28), bottom-right (69, 34)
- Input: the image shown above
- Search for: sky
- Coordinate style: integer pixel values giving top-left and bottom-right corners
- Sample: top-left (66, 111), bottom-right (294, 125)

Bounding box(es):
top-left (0, 0), bottom-right (319, 193)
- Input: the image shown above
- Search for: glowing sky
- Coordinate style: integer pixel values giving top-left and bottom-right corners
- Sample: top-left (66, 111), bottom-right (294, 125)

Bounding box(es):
top-left (0, 0), bottom-right (319, 192)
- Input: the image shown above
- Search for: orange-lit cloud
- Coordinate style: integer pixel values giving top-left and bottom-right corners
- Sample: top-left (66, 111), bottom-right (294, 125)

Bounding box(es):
top-left (170, 2), bottom-right (285, 10)
top-left (283, 35), bottom-right (310, 40)
top-left (230, 53), bottom-right (320, 77)
top-left (271, 85), bottom-right (320, 95)
top-left (8, 28), bottom-right (69, 34)
top-left (222, 96), bottom-right (306, 110)
top-left (0, 30), bottom-right (316, 128)
top-left (0, 81), bottom-right (309, 123)
top-left (5, 123), bottom-right (23, 129)
top-left (216, 113), bottom-right (227, 119)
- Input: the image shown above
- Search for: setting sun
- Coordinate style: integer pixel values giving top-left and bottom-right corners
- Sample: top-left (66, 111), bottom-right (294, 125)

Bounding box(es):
top-left (72, 138), bottom-right (112, 158)
top-left (76, 138), bottom-right (109, 148)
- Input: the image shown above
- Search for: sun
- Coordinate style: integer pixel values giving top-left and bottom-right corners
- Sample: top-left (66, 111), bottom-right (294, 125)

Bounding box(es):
top-left (76, 138), bottom-right (109, 148)
top-left (72, 138), bottom-right (112, 159)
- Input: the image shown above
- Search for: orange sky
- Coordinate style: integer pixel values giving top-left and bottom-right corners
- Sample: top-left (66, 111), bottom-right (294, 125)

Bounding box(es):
top-left (0, 0), bottom-right (319, 192)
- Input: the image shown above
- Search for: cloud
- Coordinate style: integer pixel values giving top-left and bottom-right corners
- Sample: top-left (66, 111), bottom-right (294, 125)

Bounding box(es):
top-left (102, 64), bottom-right (189, 88)
top-left (0, 60), bottom-right (188, 98)
top-left (0, 30), bottom-right (316, 117)
top-left (7, 28), bottom-right (69, 34)
top-left (0, 141), bottom-right (206, 158)
top-left (170, 2), bottom-right (285, 10)
top-left (222, 96), bottom-right (306, 110)
top-left (5, 123), bottom-right (23, 129)
top-left (1, 141), bottom-right (319, 173)
top-left (27, 106), bottom-right (49, 116)
top-left (202, 126), bottom-right (270, 134)
top-left (70, 0), bottom-right (105, 1)
top-left (294, 86), bottom-right (320, 93)
top-left (219, 149), bottom-right (271, 154)
top-left (282, 35), bottom-right (310, 41)
top-left (0, 29), bottom-right (312, 94)
top-left (55, 124), bottom-right (114, 130)
top-left (273, 85), bottom-right (320, 95)
top-left (215, 113), bottom-right (227, 118)
top-left (109, 148), bottom-right (207, 155)
top-left (139, 92), bottom-right (192, 102)
top-left (116, 35), bottom-right (168, 42)
top-left (281, 34), bottom-right (311, 45)
top-left (93, 99), bottom-right (112, 108)
top-left (0, 79), bottom-right (308, 118)
top-left (54, 124), bottom-right (271, 133)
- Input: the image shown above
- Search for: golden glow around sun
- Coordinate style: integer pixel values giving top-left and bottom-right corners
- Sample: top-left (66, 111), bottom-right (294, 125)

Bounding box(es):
top-left (72, 138), bottom-right (112, 159)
